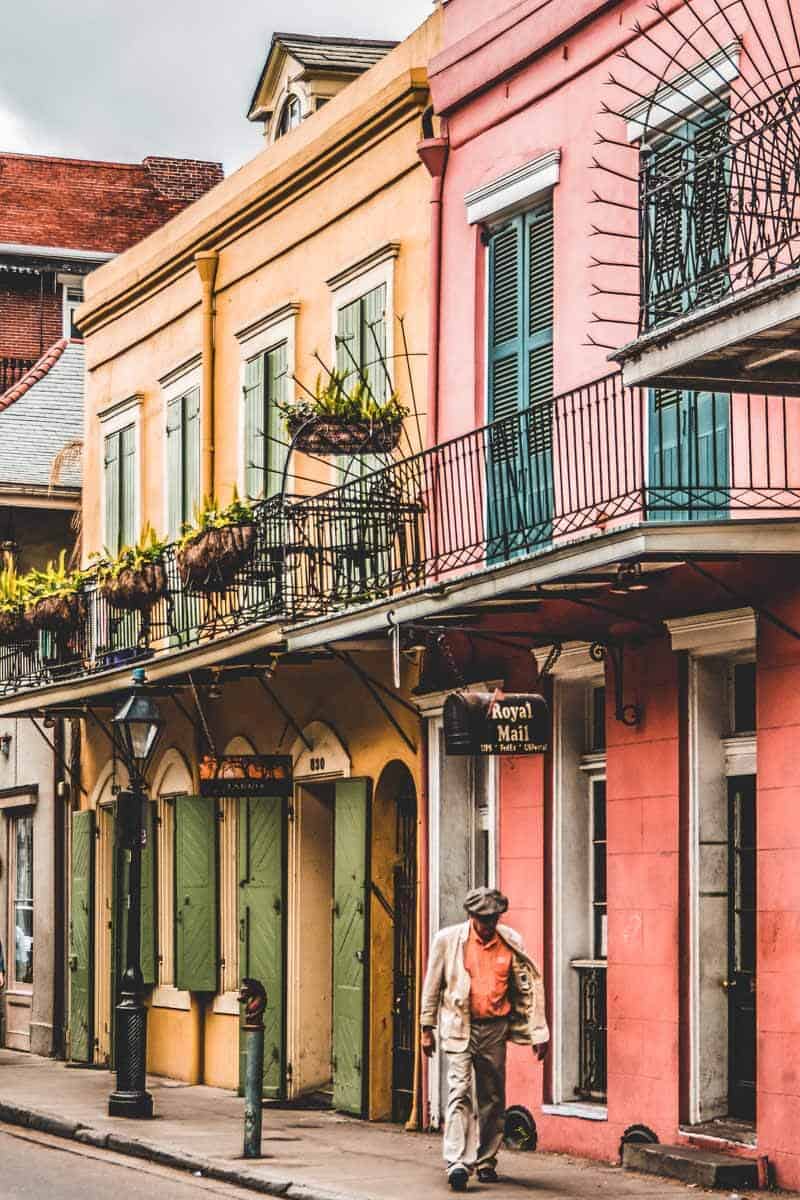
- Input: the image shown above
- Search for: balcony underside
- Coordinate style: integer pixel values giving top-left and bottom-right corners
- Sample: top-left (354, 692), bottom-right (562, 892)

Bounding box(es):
top-left (4, 517), bottom-right (800, 720)
top-left (615, 268), bottom-right (800, 396)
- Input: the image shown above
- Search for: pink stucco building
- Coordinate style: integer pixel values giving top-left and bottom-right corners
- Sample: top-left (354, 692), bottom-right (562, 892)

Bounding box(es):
top-left (419, 0), bottom-right (800, 1188)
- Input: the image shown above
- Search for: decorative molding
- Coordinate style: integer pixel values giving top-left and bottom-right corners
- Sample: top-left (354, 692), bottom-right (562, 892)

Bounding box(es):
top-left (626, 41), bottom-right (741, 142)
top-left (326, 242), bottom-right (400, 292)
top-left (235, 301), bottom-right (300, 348)
top-left (534, 641), bottom-right (603, 680)
top-left (665, 608), bottom-right (756, 656)
top-left (578, 751), bottom-right (606, 775)
top-left (414, 679), bottom-right (503, 718)
top-left (158, 352), bottom-right (203, 390)
top-left (465, 151), bottom-right (560, 226)
top-left (0, 788), bottom-right (37, 812)
top-left (723, 734), bottom-right (756, 778)
top-left (98, 392), bottom-right (143, 426)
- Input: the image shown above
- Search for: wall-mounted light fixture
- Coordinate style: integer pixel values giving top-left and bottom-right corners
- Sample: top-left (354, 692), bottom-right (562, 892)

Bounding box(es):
top-left (0, 732), bottom-right (12, 758)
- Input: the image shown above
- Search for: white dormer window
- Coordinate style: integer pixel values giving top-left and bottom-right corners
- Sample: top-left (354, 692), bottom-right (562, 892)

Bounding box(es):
top-left (59, 276), bottom-right (84, 339)
top-left (275, 94), bottom-right (302, 139)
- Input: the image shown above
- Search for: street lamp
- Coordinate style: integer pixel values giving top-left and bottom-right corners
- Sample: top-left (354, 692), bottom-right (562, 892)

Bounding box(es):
top-left (108, 667), bottom-right (163, 1118)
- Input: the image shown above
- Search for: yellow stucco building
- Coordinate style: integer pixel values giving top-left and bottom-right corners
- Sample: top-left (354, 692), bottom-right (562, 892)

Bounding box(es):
top-left (72, 14), bottom-right (441, 1122)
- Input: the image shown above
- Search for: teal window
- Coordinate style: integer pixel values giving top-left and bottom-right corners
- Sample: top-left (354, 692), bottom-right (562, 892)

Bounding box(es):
top-left (166, 386), bottom-right (201, 537)
top-left (104, 424), bottom-right (136, 553)
top-left (243, 341), bottom-right (287, 499)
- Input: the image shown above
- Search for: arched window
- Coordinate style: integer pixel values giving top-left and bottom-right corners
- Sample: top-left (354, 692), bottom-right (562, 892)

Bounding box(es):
top-left (275, 94), bottom-right (302, 139)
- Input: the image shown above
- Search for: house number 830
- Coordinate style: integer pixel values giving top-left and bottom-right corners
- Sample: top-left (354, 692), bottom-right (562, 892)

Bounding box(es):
top-left (310, 756), bottom-right (326, 772)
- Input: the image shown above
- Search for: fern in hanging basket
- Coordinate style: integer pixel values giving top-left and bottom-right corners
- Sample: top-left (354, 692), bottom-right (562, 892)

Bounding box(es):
top-left (279, 372), bottom-right (408, 456)
top-left (25, 550), bottom-right (88, 635)
top-left (0, 564), bottom-right (35, 644)
top-left (93, 524), bottom-right (170, 612)
top-left (177, 490), bottom-right (257, 593)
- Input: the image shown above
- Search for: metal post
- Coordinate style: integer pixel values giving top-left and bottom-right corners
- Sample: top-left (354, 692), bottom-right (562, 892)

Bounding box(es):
top-left (109, 785), bottom-right (153, 1117)
top-left (239, 978), bottom-right (266, 1158)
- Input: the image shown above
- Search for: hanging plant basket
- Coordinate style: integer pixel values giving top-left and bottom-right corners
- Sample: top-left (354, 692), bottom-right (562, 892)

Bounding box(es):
top-left (177, 522), bottom-right (256, 593)
top-left (30, 591), bottom-right (86, 635)
top-left (100, 561), bottom-right (168, 613)
top-left (287, 413), bottom-right (402, 457)
top-left (0, 607), bottom-right (35, 645)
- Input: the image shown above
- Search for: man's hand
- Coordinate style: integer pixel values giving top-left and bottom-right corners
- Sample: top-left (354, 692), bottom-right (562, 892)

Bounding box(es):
top-left (534, 1042), bottom-right (548, 1062)
top-left (421, 1028), bottom-right (436, 1057)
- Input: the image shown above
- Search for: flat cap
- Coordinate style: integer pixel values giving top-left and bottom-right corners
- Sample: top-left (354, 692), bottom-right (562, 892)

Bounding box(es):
top-left (464, 887), bottom-right (509, 917)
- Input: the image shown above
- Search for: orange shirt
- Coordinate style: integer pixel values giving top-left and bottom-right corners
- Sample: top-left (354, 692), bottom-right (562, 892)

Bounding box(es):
top-left (463, 925), bottom-right (513, 1019)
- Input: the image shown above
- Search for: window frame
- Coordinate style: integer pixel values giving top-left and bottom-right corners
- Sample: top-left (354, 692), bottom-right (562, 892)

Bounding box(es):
top-left (98, 394), bottom-right (142, 554)
top-left (235, 304), bottom-right (298, 499)
top-left (8, 808), bottom-right (34, 994)
top-left (59, 274), bottom-right (84, 340)
top-left (328, 245), bottom-right (398, 395)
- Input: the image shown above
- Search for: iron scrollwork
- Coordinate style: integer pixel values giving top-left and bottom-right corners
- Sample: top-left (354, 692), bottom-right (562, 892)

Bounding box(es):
top-left (590, 641), bottom-right (641, 728)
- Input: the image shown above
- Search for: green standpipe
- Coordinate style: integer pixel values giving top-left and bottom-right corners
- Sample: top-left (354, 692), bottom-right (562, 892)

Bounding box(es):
top-left (239, 978), bottom-right (267, 1158)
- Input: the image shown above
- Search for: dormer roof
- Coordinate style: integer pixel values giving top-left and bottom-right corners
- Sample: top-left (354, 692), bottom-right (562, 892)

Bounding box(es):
top-left (247, 31), bottom-right (398, 123)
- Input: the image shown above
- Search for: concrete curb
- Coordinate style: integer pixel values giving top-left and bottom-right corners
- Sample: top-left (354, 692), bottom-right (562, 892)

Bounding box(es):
top-left (0, 1099), bottom-right (356, 1200)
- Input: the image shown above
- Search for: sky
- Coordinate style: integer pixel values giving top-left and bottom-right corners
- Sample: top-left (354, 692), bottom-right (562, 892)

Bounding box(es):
top-left (0, 0), bottom-right (433, 175)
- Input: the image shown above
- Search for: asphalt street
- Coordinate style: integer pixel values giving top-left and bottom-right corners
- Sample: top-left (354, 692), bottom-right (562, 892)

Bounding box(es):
top-left (0, 1124), bottom-right (259, 1200)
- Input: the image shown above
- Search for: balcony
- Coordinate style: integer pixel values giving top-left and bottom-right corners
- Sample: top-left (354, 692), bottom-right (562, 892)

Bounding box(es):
top-left (615, 77), bottom-right (800, 394)
top-left (2, 369), bottom-right (800, 700)
top-left (0, 356), bottom-right (36, 395)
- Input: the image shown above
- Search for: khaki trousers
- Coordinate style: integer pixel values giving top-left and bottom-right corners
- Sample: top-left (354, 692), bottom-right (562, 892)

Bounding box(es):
top-left (443, 1017), bottom-right (508, 1174)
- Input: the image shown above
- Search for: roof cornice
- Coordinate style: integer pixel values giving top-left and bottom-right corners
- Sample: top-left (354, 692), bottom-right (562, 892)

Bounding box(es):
top-left (78, 69), bottom-right (430, 339)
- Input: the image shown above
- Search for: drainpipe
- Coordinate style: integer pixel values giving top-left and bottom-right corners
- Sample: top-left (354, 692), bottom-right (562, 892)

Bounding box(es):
top-left (195, 251), bottom-right (219, 501)
top-left (417, 118), bottom-right (449, 448)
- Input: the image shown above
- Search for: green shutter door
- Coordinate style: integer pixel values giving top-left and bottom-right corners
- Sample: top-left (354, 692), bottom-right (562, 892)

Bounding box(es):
top-left (104, 431), bottom-right (120, 554)
top-left (524, 202), bottom-right (554, 546)
top-left (332, 778), bottom-right (370, 1115)
top-left (336, 299), bottom-right (362, 386)
top-left (362, 285), bottom-right (387, 405)
top-left (184, 388), bottom-right (201, 521)
top-left (266, 342), bottom-right (288, 496)
top-left (140, 800), bottom-right (157, 986)
top-left (238, 795), bottom-right (285, 1099)
top-left (175, 796), bottom-right (218, 992)
top-left (119, 423), bottom-right (137, 549)
top-left (166, 394), bottom-right (184, 539)
top-left (69, 810), bottom-right (94, 1062)
top-left (244, 354), bottom-right (265, 500)
top-left (487, 220), bottom-right (524, 561)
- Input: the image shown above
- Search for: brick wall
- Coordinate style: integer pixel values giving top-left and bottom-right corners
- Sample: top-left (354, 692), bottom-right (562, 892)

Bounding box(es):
top-left (0, 273), bottom-right (62, 359)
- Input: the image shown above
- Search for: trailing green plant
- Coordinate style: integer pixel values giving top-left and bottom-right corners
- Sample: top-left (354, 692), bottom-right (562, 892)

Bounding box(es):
top-left (92, 523), bottom-right (169, 585)
top-left (278, 370), bottom-right (409, 431)
top-left (177, 488), bottom-right (255, 552)
top-left (25, 549), bottom-right (87, 604)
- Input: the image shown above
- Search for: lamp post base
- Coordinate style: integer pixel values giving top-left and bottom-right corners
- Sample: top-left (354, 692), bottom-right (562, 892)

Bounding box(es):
top-left (109, 988), bottom-right (153, 1119)
top-left (108, 1089), bottom-right (154, 1118)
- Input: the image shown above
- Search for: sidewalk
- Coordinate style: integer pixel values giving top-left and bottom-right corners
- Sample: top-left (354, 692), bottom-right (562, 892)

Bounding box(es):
top-left (0, 1049), bottom-right (780, 1200)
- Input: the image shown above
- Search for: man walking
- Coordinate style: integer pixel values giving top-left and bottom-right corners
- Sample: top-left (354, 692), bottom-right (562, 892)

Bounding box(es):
top-left (421, 888), bottom-right (548, 1191)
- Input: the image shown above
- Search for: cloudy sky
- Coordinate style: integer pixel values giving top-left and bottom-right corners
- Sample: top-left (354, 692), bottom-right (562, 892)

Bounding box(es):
top-left (0, 0), bottom-right (433, 174)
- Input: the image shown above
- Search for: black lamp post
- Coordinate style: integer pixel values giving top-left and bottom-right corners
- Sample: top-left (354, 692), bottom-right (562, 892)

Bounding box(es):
top-left (108, 667), bottom-right (164, 1119)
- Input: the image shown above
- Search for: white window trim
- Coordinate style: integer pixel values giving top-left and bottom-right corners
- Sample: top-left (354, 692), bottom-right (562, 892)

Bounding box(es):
top-left (58, 273), bottom-right (83, 339)
top-left (152, 985), bottom-right (192, 1011)
top-left (159, 355), bottom-right (202, 536)
top-left (665, 607), bottom-right (756, 657)
top-left (235, 302), bottom-right (299, 496)
top-left (98, 394), bottom-right (143, 551)
top-left (328, 244), bottom-right (398, 380)
top-left (466, 151), bottom-right (560, 227)
top-left (625, 41), bottom-right (741, 143)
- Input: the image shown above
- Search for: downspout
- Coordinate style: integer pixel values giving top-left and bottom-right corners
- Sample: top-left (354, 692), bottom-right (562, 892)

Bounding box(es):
top-left (195, 251), bottom-right (219, 501)
top-left (416, 113), bottom-right (449, 449)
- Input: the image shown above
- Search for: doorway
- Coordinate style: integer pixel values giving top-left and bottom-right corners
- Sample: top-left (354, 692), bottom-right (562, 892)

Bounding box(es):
top-left (4, 810), bottom-right (34, 1050)
top-left (727, 776), bottom-right (756, 1121)
top-left (390, 780), bottom-right (417, 1123)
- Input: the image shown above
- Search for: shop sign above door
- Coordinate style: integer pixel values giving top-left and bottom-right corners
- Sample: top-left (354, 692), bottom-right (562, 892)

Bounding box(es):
top-left (199, 754), bottom-right (292, 797)
top-left (443, 690), bottom-right (550, 756)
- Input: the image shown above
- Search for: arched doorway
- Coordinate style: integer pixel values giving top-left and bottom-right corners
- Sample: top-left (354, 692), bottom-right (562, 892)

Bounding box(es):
top-left (373, 760), bottom-right (418, 1123)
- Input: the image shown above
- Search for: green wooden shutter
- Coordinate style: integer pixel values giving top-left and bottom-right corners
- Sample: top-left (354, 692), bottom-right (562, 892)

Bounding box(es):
top-left (238, 795), bottom-right (285, 1098)
top-left (265, 342), bottom-right (288, 497)
top-left (487, 221), bottom-right (523, 557)
top-left (332, 778), bottom-right (370, 1115)
top-left (525, 202), bottom-right (554, 532)
top-left (362, 284), bottom-right (387, 404)
top-left (184, 388), bottom-right (201, 522)
top-left (645, 135), bottom-right (687, 324)
top-left (175, 795), bottom-right (218, 992)
top-left (691, 109), bottom-right (730, 307)
top-left (166, 393), bottom-right (184, 538)
top-left (140, 800), bottom-right (157, 987)
top-left (336, 299), bottom-right (362, 386)
top-left (244, 354), bottom-right (265, 500)
top-left (119, 423), bottom-right (137, 549)
top-left (104, 431), bottom-right (120, 554)
top-left (69, 810), bottom-right (94, 1062)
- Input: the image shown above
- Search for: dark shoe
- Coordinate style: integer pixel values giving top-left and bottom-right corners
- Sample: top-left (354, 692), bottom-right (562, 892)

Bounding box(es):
top-left (477, 1167), bottom-right (498, 1183)
top-left (448, 1166), bottom-right (469, 1191)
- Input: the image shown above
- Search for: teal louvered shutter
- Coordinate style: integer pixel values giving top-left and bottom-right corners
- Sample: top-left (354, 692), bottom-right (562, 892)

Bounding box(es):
top-left (175, 795), bottom-right (218, 992)
top-left (166, 393), bottom-right (184, 538)
top-left (332, 778), bottom-right (370, 1115)
top-left (336, 299), bottom-right (362, 386)
top-left (244, 354), bottom-right (265, 500)
top-left (691, 108), bottom-right (730, 307)
top-left (525, 202), bottom-right (554, 537)
top-left (119, 423), bottom-right (137, 548)
top-left (266, 342), bottom-right (288, 496)
top-left (645, 135), bottom-right (687, 325)
top-left (487, 220), bottom-right (524, 558)
top-left (184, 388), bottom-right (201, 522)
top-left (104, 431), bottom-right (121, 553)
top-left (362, 284), bottom-right (387, 404)
top-left (140, 800), bottom-right (157, 986)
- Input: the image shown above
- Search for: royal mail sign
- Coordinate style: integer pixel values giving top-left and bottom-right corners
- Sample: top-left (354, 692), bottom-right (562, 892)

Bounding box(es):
top-left (443, 690), bottom-right (550, 756)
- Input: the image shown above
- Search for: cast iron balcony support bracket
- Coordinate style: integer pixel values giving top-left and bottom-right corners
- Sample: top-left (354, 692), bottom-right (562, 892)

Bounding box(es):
top-left (590, 641), bottom-right (642, 727)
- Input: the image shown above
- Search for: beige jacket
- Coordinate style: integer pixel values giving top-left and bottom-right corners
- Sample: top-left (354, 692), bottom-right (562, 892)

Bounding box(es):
top-left (420, 921), bottom-right (549, 1052)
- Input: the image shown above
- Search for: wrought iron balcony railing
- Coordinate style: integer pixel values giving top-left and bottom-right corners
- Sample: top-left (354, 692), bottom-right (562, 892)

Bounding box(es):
top-left (573, 962), bottom-right (607, 1102)
top-left (0, 355), bottom-right (36, 394)
top-left (2, 370), bottom-right (800, 694)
